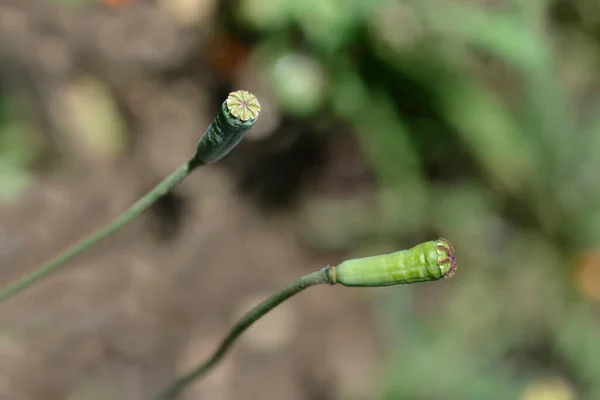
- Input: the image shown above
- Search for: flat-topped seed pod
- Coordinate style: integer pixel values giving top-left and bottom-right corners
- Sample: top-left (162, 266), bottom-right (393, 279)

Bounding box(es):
top-left (195, 90), bottom-right (261, 164)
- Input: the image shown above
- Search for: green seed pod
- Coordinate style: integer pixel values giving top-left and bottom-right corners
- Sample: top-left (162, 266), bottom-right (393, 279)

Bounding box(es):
top-left (195, 90), bottom-right (261, 164)
top-left (332, 239), bottom-right (456, 287)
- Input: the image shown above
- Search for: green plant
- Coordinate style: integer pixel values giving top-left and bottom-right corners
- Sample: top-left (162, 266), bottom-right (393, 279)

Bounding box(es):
top-left (155, 239), bottom-right (456, 400)
top-left (0, 90), bottom-right (261, 303)
top-left (0, 88), bottom-right (456, 399)
top-left (230, 0), bottom-right (600, 397)
top-left (334, 238), bottom-right (456, 286)
top-left (0, 94), bottom-right (41, 202)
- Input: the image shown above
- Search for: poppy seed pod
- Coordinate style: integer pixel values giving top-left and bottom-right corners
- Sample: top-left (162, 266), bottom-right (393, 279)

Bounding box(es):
top-left (195, 90), bottom-right (261, 164)
top-left (330, 239), bottom-right (456, 287)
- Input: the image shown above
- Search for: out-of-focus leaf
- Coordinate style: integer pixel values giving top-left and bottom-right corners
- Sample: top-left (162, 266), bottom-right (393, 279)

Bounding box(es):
top-left (421, 0), bottom-right (577, 186)
top-left (550, 300), bottom-right (600, 395)
top-left (287, 0), bottom-right (386, 53)
top-left (414, 1), bottom-right (546, 71)
top-left (331, 64), bottom-right (421, 185)
top-left (237, 0), bottom-right (292, 31)
top-left (0, 96), bottom-right (40, 202)
top-left (566, 95), bottom-right (600, 217)
top-left (435, 76), bottom-right (535, 193)
top-left (381, 308), bottom-right (526, 400)
top-left (0, 122), bottom-right (40, 168)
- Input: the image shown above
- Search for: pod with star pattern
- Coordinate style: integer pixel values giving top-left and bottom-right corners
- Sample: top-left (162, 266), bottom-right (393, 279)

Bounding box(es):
top-left (195, 90), bottom-right (261, 164)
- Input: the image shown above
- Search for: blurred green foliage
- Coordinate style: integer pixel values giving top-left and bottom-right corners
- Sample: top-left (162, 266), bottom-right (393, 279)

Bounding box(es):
top-left (235, 0), bottom-right (600, 398)
top-left (0, 94), bottom-right (40, 202)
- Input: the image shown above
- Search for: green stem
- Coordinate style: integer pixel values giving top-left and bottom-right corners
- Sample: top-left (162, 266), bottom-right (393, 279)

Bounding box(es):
top-left (154, 267), bottom-right (334, 400)
top-left (0, 90), bottom-right (261, 304)
top-left (0, 160), bottom-right (202, 303)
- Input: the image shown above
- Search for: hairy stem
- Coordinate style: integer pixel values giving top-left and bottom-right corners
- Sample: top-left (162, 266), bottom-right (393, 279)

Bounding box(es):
top-left (0, 160), bottom-right (201, 303)
top-left (154, 267), bottom-right (334, 400)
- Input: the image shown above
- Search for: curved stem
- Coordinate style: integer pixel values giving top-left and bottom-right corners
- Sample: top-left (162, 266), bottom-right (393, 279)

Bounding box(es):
top-left (0, 90), bottom-right (260, 303)
top-left (0, 160), bottom-right (201, 303)
top-left (154, 267), bottom-right (334, 400)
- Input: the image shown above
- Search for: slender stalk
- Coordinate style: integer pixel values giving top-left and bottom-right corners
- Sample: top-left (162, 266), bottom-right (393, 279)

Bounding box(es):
top-left (0, 89), bottom-right (261, 303)
top-left (0, 160), bottom-right (200, 303)
top-left (154, 267), bottom-right (334, 400)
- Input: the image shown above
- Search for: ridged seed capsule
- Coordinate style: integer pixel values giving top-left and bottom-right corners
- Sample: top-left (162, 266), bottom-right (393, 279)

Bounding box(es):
top-left (195, 90), bottom-right (261, 164)
top-left (330, 239), bottom-right (456, 287)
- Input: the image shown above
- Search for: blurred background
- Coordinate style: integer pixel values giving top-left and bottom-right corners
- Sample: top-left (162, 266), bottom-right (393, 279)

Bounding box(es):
top-left (1, 0), bottom-right (600, 399)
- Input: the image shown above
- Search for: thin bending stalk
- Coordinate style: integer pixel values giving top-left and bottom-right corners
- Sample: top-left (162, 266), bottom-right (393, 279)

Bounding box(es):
top-left (154, 268), bottom-right (334, 400)
top-left (0, 90), bottom-right (261, 303)
top-left (155, 239), bottom-right (457, 399)
top-left (0, 162), bottom-right (196, 303)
